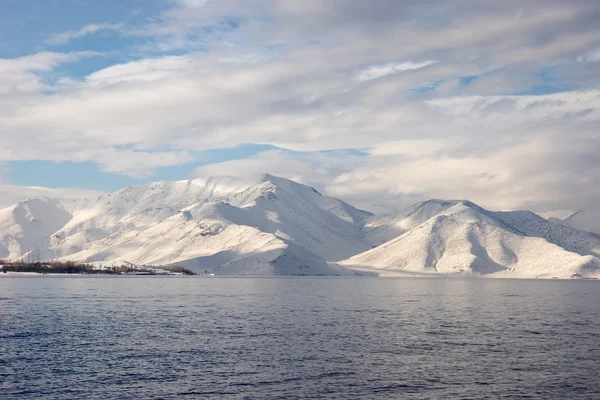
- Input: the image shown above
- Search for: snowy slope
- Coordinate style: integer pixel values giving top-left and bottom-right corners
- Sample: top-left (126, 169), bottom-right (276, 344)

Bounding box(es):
top-left (0, 198), bottom-right (73, 259)
top-left (363, 200), bottom-right (460, 245)
top-left (341, 201), bottom-right (600, 279)
top-left (2, 175), bottom-right (600, 278)
top-left (1, 175), bottom-right (371, 275)
top-left (538, 210), bottom-right (600, 235)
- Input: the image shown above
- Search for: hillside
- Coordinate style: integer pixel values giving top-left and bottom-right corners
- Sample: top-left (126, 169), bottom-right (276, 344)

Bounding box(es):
top-left (363, 200), bottom-right (461, 246)
top-left (1, 175), bottom-right (371, 276)
top-left (2, 176), bottom-right (600, 278)
top-left (341, 201), bottom-right (600, 279)
top-left (538, 210), bottom-right (600, 235)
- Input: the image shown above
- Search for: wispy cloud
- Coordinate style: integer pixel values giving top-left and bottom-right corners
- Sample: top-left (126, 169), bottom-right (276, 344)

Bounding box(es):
top-left (175, 0), bottom-right (211, 9)
top-left (0, 184), bottom-right (104, 209)
top-left (355, 61), bottom-right (437, 82)
top-left (578, 47), bottom-right (600, 63)
top-left (45, 23), bottom-right (124, 45)
top-left (0, 51), bottom-right (102, 97)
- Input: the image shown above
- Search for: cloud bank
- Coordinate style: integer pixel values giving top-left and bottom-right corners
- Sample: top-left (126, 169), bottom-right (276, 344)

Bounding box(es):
top-left (2, 0), bottom-right (600, 212)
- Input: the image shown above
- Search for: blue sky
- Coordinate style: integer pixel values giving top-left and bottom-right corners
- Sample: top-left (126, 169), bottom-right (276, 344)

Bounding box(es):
top-left (1, 1), bottom-right (163, 56)
top-left (2, 0), bottom-right (600, 212)
top-left (6, 144), bottom-right (274, 190)
top-left (1, 0), bottom-right (289, 190)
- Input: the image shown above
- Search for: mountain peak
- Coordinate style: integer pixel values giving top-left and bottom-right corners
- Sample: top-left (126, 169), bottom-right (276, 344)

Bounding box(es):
top-left (260, 174), bottom-right (322, 195)
top-left (2, 176), bottom-right (600, 278)
top-left (0, 174), bottom-right (373, 269)
top-left (345, 198), bottom-right (600, 279)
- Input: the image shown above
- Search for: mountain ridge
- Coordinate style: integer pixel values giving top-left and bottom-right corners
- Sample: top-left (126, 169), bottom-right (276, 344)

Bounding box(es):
top-left (538, 209), bottom-right (600, 236)
top-left (2, 175), bottom-right (600, 278)
top-left (1, 174), bottom-right (371, 275)
top-left (342, 201), bottom-right (600, 279)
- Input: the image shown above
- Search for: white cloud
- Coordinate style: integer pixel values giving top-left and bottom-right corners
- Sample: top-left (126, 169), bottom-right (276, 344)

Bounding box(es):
top-left (578, 47), bottom-right (600, 63)
top-left (46, 23), bottom-right (124, 45)
top-left (190, 89), bottom-right (600, 213)
top-left (3, 0), bottom-right (600, 211)
top-left (0, 51), bottom-right (101, 77)
top-left (192, 149), bottom-right (360, 193)
top-left (0, 185), bottom-right (104, 209)
top-left (0, 51), bottom-right (101, 108)
top-left (355, 61), bottom-right (437, 82)
top-left (92, 149), bottom-right (196, 177)
top-left (175, 0), bottom-right (211, 9)
top-left (368, 139), bottom-right (450, 156)
top-left (85, 55), bottom-right (195, 85)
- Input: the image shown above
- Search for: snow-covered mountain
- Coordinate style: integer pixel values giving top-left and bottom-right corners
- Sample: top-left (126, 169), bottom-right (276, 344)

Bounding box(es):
top-left (538, 210), bottom-right (600, 235)
top-left (342, 200), bottom-right (600, 279)
top-left (1, 175), bottom-right (600, 278)
top-left (363, 200), bottom-right (462, 245)
top-left (0, 175), bottom-right (371, 276)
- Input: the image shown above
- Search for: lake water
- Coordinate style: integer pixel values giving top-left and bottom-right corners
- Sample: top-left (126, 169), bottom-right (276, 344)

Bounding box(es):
top-left (1, 277), bottom-right (600, 399)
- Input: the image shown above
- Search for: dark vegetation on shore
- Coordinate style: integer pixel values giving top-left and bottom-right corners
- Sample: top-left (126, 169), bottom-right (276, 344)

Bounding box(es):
top-left (0, 260), bottom-right (195, 275)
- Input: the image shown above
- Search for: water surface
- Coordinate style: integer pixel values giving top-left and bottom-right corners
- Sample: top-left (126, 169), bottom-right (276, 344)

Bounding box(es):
top-left (1, 277), bottom-right (599, 399)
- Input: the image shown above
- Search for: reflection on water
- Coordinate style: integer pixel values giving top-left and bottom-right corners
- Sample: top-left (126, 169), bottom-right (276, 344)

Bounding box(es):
top-left (1, 277), bottom-right (600, 399)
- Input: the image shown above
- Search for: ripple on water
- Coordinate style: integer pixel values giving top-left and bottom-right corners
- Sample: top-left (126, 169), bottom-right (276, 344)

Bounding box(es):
top-left (1, 277), bottom-right (600, 399)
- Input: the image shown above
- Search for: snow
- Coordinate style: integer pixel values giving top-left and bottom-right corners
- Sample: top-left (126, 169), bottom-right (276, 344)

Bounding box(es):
top-left (363, 200), bottom-right (461, 245)
top-left (2, 175), bottom-right (600, 278)
top-left (538, 210), bottom-right (600, 235)
top-left (0, 198), bottom-right (72, 259)
top-left (1, 175), bottom-right (371, 276)
top-left (341, 201), bottom-right (600, 279)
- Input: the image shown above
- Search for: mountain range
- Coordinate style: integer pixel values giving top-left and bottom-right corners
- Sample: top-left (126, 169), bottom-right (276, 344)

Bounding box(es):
top-left (537, 210), bottom-right (600, 235)
top-left (1, 174), bottom-right (600, 279)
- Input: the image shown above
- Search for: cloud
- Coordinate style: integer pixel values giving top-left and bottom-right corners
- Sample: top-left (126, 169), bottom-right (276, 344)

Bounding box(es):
top-left (338, 136), bottom-right (600, 214)
top-left (188, 122), bottom-right (600, 214)
top-left (174, 0), bottom-right (211, 9)
top-left (192, 89), bottom-right (600, 213)
top-left (355, 61), bottom-right (437, 82)
top-left (0, 51), bottom-right (101, 105)
top-left (45, 23), bottom-right (124, 45)
top-left (92, 149), bottom-right (196, 177)
top-left (578, 47), bottom-right (600, 63)
top-left (3, 1), bottom-right (600, 212)
top-left (192, 149), bottom-right (362, 192)
top-left (85, 55), bottom-right (195, 85)
top-left (0, 51), bottom-right (101, 76)
top-left (0, 185), bottom-right (104, 209)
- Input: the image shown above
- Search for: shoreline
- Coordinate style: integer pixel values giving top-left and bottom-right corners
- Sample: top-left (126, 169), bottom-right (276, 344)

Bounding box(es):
top-left (2, 271), bottom-right (599, 280)
top-left (0, 271), bottom-right (187, 276)
top-left (0, 262), bottom-right (196, 276)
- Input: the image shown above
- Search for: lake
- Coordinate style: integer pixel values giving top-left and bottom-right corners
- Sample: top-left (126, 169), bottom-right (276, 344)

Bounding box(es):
top-left (1, 276), bottom-right (600, 399)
